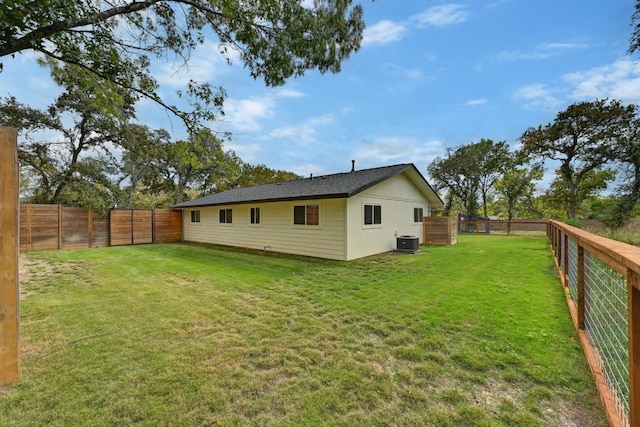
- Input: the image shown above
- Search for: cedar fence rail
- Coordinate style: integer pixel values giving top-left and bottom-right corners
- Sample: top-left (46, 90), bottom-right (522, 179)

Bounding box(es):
top-left (548, 219), bottom-right (640, 427)
top-left (19, 204), bottom-right (182, 252)
top-left (459, 218), bottom-right (548, 234)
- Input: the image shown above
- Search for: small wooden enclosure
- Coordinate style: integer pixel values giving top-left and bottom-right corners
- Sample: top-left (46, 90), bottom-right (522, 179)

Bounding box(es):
top-left (423, 216), bottom-right (458, 245)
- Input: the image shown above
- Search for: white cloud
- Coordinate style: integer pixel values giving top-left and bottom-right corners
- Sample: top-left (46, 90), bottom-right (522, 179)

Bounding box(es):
top-left (514, 57), bottom-right (640, 113)
top-left (363, 5), bottom-right (468, 47)
top-left (222, 88), bottom-right (307, 132)
top-left (465, 98), bottom-right (488, 106)
top-left (226, 141), bottom-right (262, 163)
top-left (564, 58), bottom-right (640, 104)
top-left (276, 88), bottom-right (306, 98)
top-left (153, 41), bottom-right (236, 88)
top-left (411, 4), bottom-right (469, 27)
top-left (514, 83), bottom-right (562, 110)
top-left (352, 137), bottom-right (444, 166)
top-left (494, 41), bottom-right (589, 62)
top-left (223, 96), bottom-right (276, 132)
top-left (261, 114), bottom-right (335, 143)
top-left (363, 20), bottom-right (407, 46)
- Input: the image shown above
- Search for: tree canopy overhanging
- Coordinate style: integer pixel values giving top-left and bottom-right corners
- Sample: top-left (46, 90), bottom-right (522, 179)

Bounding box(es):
top-left (0, 0), bottom-right (365, 129)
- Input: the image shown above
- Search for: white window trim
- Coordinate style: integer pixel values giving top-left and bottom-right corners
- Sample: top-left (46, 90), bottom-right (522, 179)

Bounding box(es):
top-left (362, 202), bottom-right (383, 229)
top-left (249, 206), bottom-right (262, 227)
top-left (413, 206), bottom-right (425, 224)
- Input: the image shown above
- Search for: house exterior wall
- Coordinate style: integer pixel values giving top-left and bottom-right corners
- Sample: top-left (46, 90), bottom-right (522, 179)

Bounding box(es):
top-left (183, 198), bottom-right (347, 260)
top-left (345, 174), bottom-right (430, 260)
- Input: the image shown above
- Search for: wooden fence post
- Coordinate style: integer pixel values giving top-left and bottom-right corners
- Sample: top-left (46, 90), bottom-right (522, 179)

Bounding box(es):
top-left (0, 126), bottom-right (20, 386)
top-left (629, 269), bottom-right (640, 427)
top-left (58, 204), bottom-right (62, 250)
top-left (577, 244), bottom-right (585, 330)
top-left (563, 233), bottom-right (569, 287)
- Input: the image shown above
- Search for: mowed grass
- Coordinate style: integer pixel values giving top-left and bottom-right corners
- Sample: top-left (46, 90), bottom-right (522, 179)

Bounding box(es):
top-left (2, 235), bottom-right (606, 426)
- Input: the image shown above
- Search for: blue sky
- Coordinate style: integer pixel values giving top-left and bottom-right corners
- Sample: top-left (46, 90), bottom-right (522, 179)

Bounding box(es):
top-left (2, 1), bottom-right (639, 181)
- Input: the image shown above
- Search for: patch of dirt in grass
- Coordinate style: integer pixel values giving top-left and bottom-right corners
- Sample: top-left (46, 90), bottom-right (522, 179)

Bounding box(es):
top-left (471, 381), bottom-right (606, 427)
top-left (18, 255), bottom-right (54, 299)
top-left (472, 380), bottom-right (524, 413)
top-left (18, 255), bottom-right (80, 298)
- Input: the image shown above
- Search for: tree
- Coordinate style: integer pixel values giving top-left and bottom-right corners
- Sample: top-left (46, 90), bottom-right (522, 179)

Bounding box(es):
top-left (428, 147), bottom-right (479, 217)
top-left (542, 168), bottom-right (616, 220)
top-left (494, 166), bottom-right (543, 234)
top-left (149, 129), bottom-right (242, 204)
top-left (118, 124), bottom-right (172, 208)
top-left (0, 65), bottom-right (133, 211)
top-left (606, 115), bottom-right (640, 228)
top-left (427, 139), bottom-right (513, 218)
top-left (0, 0), bottom-right (365, 129)
top-left (468, 139), bottom-right (513, 218)
top-left (234, 163), bottom-right (301, 187)
top-left (630, 0), bottom-right (640, 55)
top-left (519, 99), bottom-right (635, 220)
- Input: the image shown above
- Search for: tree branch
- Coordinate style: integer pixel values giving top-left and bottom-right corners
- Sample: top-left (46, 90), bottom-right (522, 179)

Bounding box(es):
top-left (1, 0), bottom-right (165, 57)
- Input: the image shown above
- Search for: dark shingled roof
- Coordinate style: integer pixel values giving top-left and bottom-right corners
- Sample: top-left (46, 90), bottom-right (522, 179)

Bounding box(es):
top-left (173, 163), bottom-right (443, 208)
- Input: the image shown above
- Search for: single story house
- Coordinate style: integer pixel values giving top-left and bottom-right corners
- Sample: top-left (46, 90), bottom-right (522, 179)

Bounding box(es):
top-left (173, 163), bottom-right (444, 260)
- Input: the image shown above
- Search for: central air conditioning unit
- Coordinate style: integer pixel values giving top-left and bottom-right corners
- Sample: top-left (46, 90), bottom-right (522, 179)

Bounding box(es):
top-left (396, 235), bottom-right (420, 254)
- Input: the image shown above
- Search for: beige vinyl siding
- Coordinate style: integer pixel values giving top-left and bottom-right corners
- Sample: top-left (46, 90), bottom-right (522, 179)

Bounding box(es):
top-left (183, 199), bottom-right (347, 260)
top-left (345, 173), bottom-right (431, 260)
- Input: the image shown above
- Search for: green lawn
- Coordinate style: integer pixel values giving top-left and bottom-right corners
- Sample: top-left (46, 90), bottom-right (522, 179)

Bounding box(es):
top-left (2, 235), bottom-right (606, 426)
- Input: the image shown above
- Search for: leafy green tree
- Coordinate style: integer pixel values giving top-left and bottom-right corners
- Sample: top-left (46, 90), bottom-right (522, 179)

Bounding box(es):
top-left (630, 0), bottom-right (640, 55)
top-left (234, 163), bottom-right (301, 187)
top-left (0, 0), bottom-right (365, 129)
top-left (542, 168), bottom-right (616, 219)
top-left (605, 115), bottom-right (640, 228)
top-left (470, 139), bottom-right (513, 218)
top-left (494, 166), bottom-right (543, 234)
top-left (519, 99), bottom-right (635, 220)
top-left (427, 139), bottom-right (513, 218)
top-left (118, 124), bottom-right (172, 207)
top-left (148, 129), bottom-right (241, 204)
top-left (0, 65), bottom-right (132, 211)
top-left (428, 147), bottom-right (479, 217)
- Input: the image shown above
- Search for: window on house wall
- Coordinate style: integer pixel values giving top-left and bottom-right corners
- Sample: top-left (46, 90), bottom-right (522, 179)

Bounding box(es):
top-left (414, 207), bottom-right (424, 223)
top-left (250, 207), bottom-right (261, 224)
top-left (364, 204), bottom-right (382, 226)
top-left (219, 208), bottom-right (233, 224)
top-left (294, 204), bottom-right (319, 225)
top-left (190, 210), bottom-right (201, 223)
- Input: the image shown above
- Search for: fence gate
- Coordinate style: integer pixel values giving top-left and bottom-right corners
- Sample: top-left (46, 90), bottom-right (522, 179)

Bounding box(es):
top-left (110, 209), bottom-right (154, 246)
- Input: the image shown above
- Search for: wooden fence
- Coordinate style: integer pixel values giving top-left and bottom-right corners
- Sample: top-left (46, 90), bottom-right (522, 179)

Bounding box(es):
top-left (460, 218), bottom-right (548, 234)
top-left (548, 220), bottom-right (640, 427)
top-left (423, 216), bottom-right (458, 245)
top-left (19, 205), bottom-right (182, 252)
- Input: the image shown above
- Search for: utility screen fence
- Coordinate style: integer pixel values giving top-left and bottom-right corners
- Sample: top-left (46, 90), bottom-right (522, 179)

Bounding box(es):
top-left (583, 250), bottom-right (629, 425)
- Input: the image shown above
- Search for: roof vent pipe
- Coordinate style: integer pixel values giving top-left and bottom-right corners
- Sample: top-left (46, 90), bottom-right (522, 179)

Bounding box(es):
top-left (351, 160), bottom-right (355, 172)
top-left (310, 173), bottom-right (313, 180)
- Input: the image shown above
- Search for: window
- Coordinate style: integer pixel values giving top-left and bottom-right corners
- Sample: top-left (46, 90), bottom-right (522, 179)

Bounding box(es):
top-left (250, 207), bottom-right (261, 224)
top-left (364, 204), bottom-right (382, 226)
top-left (190, 210), bottom-right (201, 223)
top-left (294, 204), bottom-right (319, 225)
top-left (414, 207), bottom-right (424, 223)
top-left (219, 208), bottom-right (233, 224)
